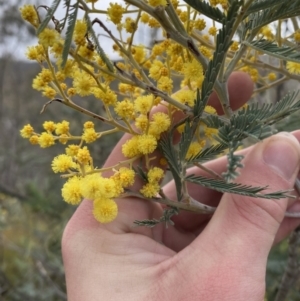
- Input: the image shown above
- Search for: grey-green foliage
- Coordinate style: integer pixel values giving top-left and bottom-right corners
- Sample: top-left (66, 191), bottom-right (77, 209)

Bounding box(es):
top-left (247, 0), bottom-right (300, 30)
top-left (185, 174), bottom-right (293, 199)
top-left (37, 0), bottom-right (61, 34)
top-left (244, 39), bottom-right (300, 64)
top-left (246, 0), bottom-right (287, 15)
top-left (84, 15), bottom-right (114, 72)
top-left (181, 0), bottom-right (225, 23)
top-left (61, 2), bottom-right (78, 68)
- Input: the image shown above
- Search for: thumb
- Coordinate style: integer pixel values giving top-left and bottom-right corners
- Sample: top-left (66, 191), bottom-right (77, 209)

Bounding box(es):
top-left (193, 133), bottom-right (300, 272)
top-left (175, 133), bottom-right (300, 300)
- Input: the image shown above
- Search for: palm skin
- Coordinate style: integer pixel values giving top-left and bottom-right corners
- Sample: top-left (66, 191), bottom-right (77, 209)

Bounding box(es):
top-left (62, 73), bottom-right (300, 301)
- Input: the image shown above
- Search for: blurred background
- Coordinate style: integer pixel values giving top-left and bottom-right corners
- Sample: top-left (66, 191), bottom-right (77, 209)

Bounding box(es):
top-left (0, 0), bottom-right (299, 300)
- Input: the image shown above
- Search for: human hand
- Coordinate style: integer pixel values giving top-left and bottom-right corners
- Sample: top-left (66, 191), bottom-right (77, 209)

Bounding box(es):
top-left (62, 73), bottom-right (300, 301)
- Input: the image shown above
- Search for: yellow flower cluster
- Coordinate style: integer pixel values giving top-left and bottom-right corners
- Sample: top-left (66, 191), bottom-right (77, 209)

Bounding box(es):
top-left (20, 120), bottom-right (100, 148)
top-left (19, 0), bottom-right (300, 226)
top-left (19, 5), bottom-right (39, 27)
top-left (140, 167), bottom-right (164, 197)
top-left (61, 166), bottom-right (135, 223)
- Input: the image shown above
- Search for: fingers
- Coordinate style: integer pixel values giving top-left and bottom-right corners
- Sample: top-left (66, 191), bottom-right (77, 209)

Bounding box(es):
top-left (183, 133), bottom-right (300, 278)
top-left (208, 71), bottom-right (254, 114)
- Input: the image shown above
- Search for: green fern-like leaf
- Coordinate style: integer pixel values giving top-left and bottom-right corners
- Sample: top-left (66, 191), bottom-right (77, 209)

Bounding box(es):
top-left (58, 0), bottom-right (72, 32)
top-left (200, 114), bottom-right (225, 129)
top-left (181, 0), bottom-right (225, 23)
top-left (198, 0), bottom-right (242, 113)
top-left (159, 135), bottom-right (182, 201)
top-left (248, 1), bottom-right (300, 30)
top-left (244, 39), bottom-right (300, 64)
top-left (186, 175), bottom-right (293, 199)
top-left (133, 219), bottom-right (160, 227)
top-left (37, 0), bottom-right (61, 35)
top-left (85, 15), bottom-right (114, 72)
top-left (178, 120), bottom-right (194, 162)
top-left (238, 91), bottom-right (300, 125)
top-left (246, 0), bottom-right (287, 15)
top-left (222, 141), bottom-right (244, 182)
top-left (61, 3), bottom-right (78, 69)
top-left (188, 143), bottom-right (228, 163)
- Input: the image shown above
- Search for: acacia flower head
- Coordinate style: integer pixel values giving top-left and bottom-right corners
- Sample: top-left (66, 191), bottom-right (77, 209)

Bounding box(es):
top-left (38, 132), bottom-right (55, 148)
top-left (140, 182), bottom-right (160, 198)
top-left (29, 135), bottom-right (39, 145)
top-left (82, 128), bottom-right (98, 143)
top-left (122, 136), bottom-right (141, 158)
top-left (20, 5), bottom-right (39, 27)
top-left (20, 124), bottom-right (34, 138)
top-left (38, 28), bottom-right (59, 48)
top-left (286, 62), bottom-right (300, 74)
top-left (137, 134), bottom-right (158, 155)
top-left (76, 146), bottom-right (92, 165)
top-left (62, 176), bottom-right (82, 205)
top-left (147, 167), bottom-right (164, 183)
top-left (51, 154), bottom-right (76, 173)
top-left (93, 198), bottom-right (118, 223)
top-left (43, 121), bottom-right (56, 132)
top-left (107, 3), bottom-right (125, 25)
top-left (55, 121), bottom-right (70, 135)
top-left (116, 167), bottom-right (135, 188)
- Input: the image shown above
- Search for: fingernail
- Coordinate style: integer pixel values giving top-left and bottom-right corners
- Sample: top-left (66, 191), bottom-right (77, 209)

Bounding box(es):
top-left (263, 133), bottom-right (300, 180)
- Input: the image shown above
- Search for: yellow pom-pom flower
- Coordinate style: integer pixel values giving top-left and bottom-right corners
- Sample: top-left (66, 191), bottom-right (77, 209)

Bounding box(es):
top-left (82, 128), bottom-right (98, 143)
top-left (43, 121), bottom-right (56, 132)
top-left (19, 5), bottom-right (39, 27)
top-left (135, 114), bottom-right (149, 132)
top-left (55, 121), bottom-right (70, 135)
top-left (140, 182), bottom-right (160, 198)
top-left (286, 62), bottom-right (300, 75)
top-left (38, 28), bottom-right (59, 48)
top-left (93, 198), bottom-right (118, 223)
top-left (62, 177), bottom-right (82, 205)
top-left (107, 3), bottom-right (125, 25)
top-left (20, 124), bottom-right (34, 138)
top-left (183, 59), bottom-right (204, 84)
top-left (204, 105), bottom-right (217, 115)
top-left (76, 146), bottom-right (92, 165)
top-left (42, 87), bottom-right (57, 99)
top-left (118, 167), bottom-right (135, 187)
top-left (52, 154), bottom-right (76, 173)
top-left (66, 144), bottom-right (80, 156)
top-left (38, 132), bottom-right (55, 148)
top-left (115, 99), bottom-right (135, 119)
top-left (268, 73), bottom-right (277, 81)
top-left (124, 17), bottom-right (137, 33)
top-left (137, 134), bottom-right (157, 155)
top-left (122, 136), bottom-right (141, 158)
top-left (147, 167), bottom-right (164, 183)
top-left (93, 88), bottom-right (117, 106)
top-left (149, 112), bottom-right (171, 136)
top-left (80, 174), bottom-right (103, 200)
top-left (208, 26), bottom-right (218, 36)
top-left (149, 60), bottom-right (164, 81)
top-left (73, 71), bottom-right (94, 96)
top-left (29, 135), bottom-right (39, 145)
top-left (173, 90), bottom-right (196, 107)
top-left (134, 95), bottom-right (153, 114)
top-left (84, 121), bottom-right (95, 129)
